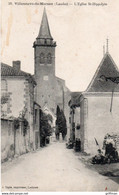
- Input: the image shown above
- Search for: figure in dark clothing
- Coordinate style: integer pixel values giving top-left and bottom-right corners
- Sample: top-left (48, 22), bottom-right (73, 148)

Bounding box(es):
top-left (92, 149), bottom-right (105, 164)
top-left (105, 142), bottom-right (113, 156)
top-left (66, 138), bottom-right (74, 149)
top-left (74, 138), bottom-right (81, 152)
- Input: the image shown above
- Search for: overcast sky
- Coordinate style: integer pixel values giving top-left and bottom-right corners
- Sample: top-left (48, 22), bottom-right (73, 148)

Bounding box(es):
top-left (1, 0), bottom-right (119, 91)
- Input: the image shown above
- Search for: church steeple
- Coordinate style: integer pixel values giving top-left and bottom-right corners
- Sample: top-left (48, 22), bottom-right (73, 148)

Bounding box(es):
top-left (33, 8), bottom-right (56, 47)
top-left (33, 8), bottom-right (56, 113)
top-left (37, 8), bottom-right (52, 40)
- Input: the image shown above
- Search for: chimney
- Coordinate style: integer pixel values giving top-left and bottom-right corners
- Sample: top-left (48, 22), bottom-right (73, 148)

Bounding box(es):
top-left (13, 61), bottom-right (21, 71)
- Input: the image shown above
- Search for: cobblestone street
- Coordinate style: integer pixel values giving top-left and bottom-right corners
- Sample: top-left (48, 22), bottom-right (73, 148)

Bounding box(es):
top-left (2, 142), bottom-right (119, 192)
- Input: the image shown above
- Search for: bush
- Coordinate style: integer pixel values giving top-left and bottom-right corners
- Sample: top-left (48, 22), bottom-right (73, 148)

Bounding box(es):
top-left (23, 118), bottom-right (29, 136)
top-left (40, 111), bottom-right (52, 146)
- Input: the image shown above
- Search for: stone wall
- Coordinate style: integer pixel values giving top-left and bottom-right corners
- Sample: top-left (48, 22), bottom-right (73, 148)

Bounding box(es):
top-left (6, 78), bottom-right (25, 117)
top-left (1, 119), bottom-right (30, 163)
top-left (1, 77), bottom-right (35, 150)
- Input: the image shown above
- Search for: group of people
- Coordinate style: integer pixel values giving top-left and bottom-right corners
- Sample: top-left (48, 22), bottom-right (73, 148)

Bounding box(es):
top-left (66, 138), bottom-right (81, 152)
top-left (66, 133), bottom-right (119, 164)
top-left (92, 134), bottom-right (119, 164)
top-left (66, 138), bottom-right (74, 149)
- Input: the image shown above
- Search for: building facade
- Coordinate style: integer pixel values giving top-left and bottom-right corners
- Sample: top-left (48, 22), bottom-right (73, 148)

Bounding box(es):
top-left (1, 61), bottom-right (40, 152)
top-left (69, 52), bottom-right (119, 154)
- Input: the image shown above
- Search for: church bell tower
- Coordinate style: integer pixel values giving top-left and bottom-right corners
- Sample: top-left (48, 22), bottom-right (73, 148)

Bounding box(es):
top-left (33, 8), bottom-right (56, 114)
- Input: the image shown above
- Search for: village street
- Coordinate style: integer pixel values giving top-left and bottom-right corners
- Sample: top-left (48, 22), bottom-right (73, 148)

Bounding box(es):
top-left (1, 141), bottom-right (119, 192)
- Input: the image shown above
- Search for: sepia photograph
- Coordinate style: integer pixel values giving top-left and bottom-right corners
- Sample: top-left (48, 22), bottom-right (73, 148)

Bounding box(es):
top-left (1, 0), bottom-right (119, 192)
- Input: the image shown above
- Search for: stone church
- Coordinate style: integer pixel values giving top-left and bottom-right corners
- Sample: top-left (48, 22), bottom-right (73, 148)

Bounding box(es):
top-left (33, 8), bottom-right (70, 128)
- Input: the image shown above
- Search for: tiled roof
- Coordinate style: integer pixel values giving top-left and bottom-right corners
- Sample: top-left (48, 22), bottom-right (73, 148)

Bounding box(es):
top-left (86, 53), bottom-right (119, 92)
top-left (1, 62), bottom-right (30, 76)
top-left (1, 63), bottom-right (36, 84)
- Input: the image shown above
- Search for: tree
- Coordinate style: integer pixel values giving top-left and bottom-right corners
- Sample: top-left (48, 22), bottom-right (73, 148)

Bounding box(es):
top-left (55, 105), bottom-right (67, 140)
top-left (55, 105), bottom-right (61, 140)
top-left (60, 110), bottom-right (67, 140)
top-left (40, 111), bottom-right (52, 147)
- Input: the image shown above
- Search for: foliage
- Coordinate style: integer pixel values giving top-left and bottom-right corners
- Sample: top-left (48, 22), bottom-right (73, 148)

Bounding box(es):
top-left (56, 105), bottom-right (61, 134)
top-left (13, 119), bottom-right (20, 130)
top-left (103, 133), bottom-right (119, 150)
top-left (40, 111), bottom-right (52, 138)
top-left (19, 106), bottom-right (27, 118)
top-left (47, 114), bottom-right (53, 123)
top-left (23, 118), bottom-right (29, 136)
top-left (60, 110), bottom-right (67, 136)
top-left (1, 95), bottom-right (8, 104)
top-left (40, 110), bottom-right (53, 147)
top-left (55, 105), bottom-right (67, 139)
top-left (13, 117), bottom-right (29, 136)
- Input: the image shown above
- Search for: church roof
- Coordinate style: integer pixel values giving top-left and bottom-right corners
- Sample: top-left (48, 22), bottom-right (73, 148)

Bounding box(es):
top-left (37, 8), bottom-right (52, 39)
top-left (86, 53), bottom-right (119, 92)
top-left (1, 62), bottom-right (36, 84)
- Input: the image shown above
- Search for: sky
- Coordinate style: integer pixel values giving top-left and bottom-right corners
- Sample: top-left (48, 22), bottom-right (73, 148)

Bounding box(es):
top-left (1, 0), bottom-right (119, 91)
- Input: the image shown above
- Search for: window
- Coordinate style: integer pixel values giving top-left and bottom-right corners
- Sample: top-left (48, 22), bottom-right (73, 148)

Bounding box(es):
top-left (47, 53), bottom-right (52, 64)
top-left (40, 53), bottom-right (45, 64)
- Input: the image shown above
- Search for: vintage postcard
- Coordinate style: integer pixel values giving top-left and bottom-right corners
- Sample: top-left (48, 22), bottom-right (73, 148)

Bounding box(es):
top-left (1, 0), bottom-right (119, 193)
